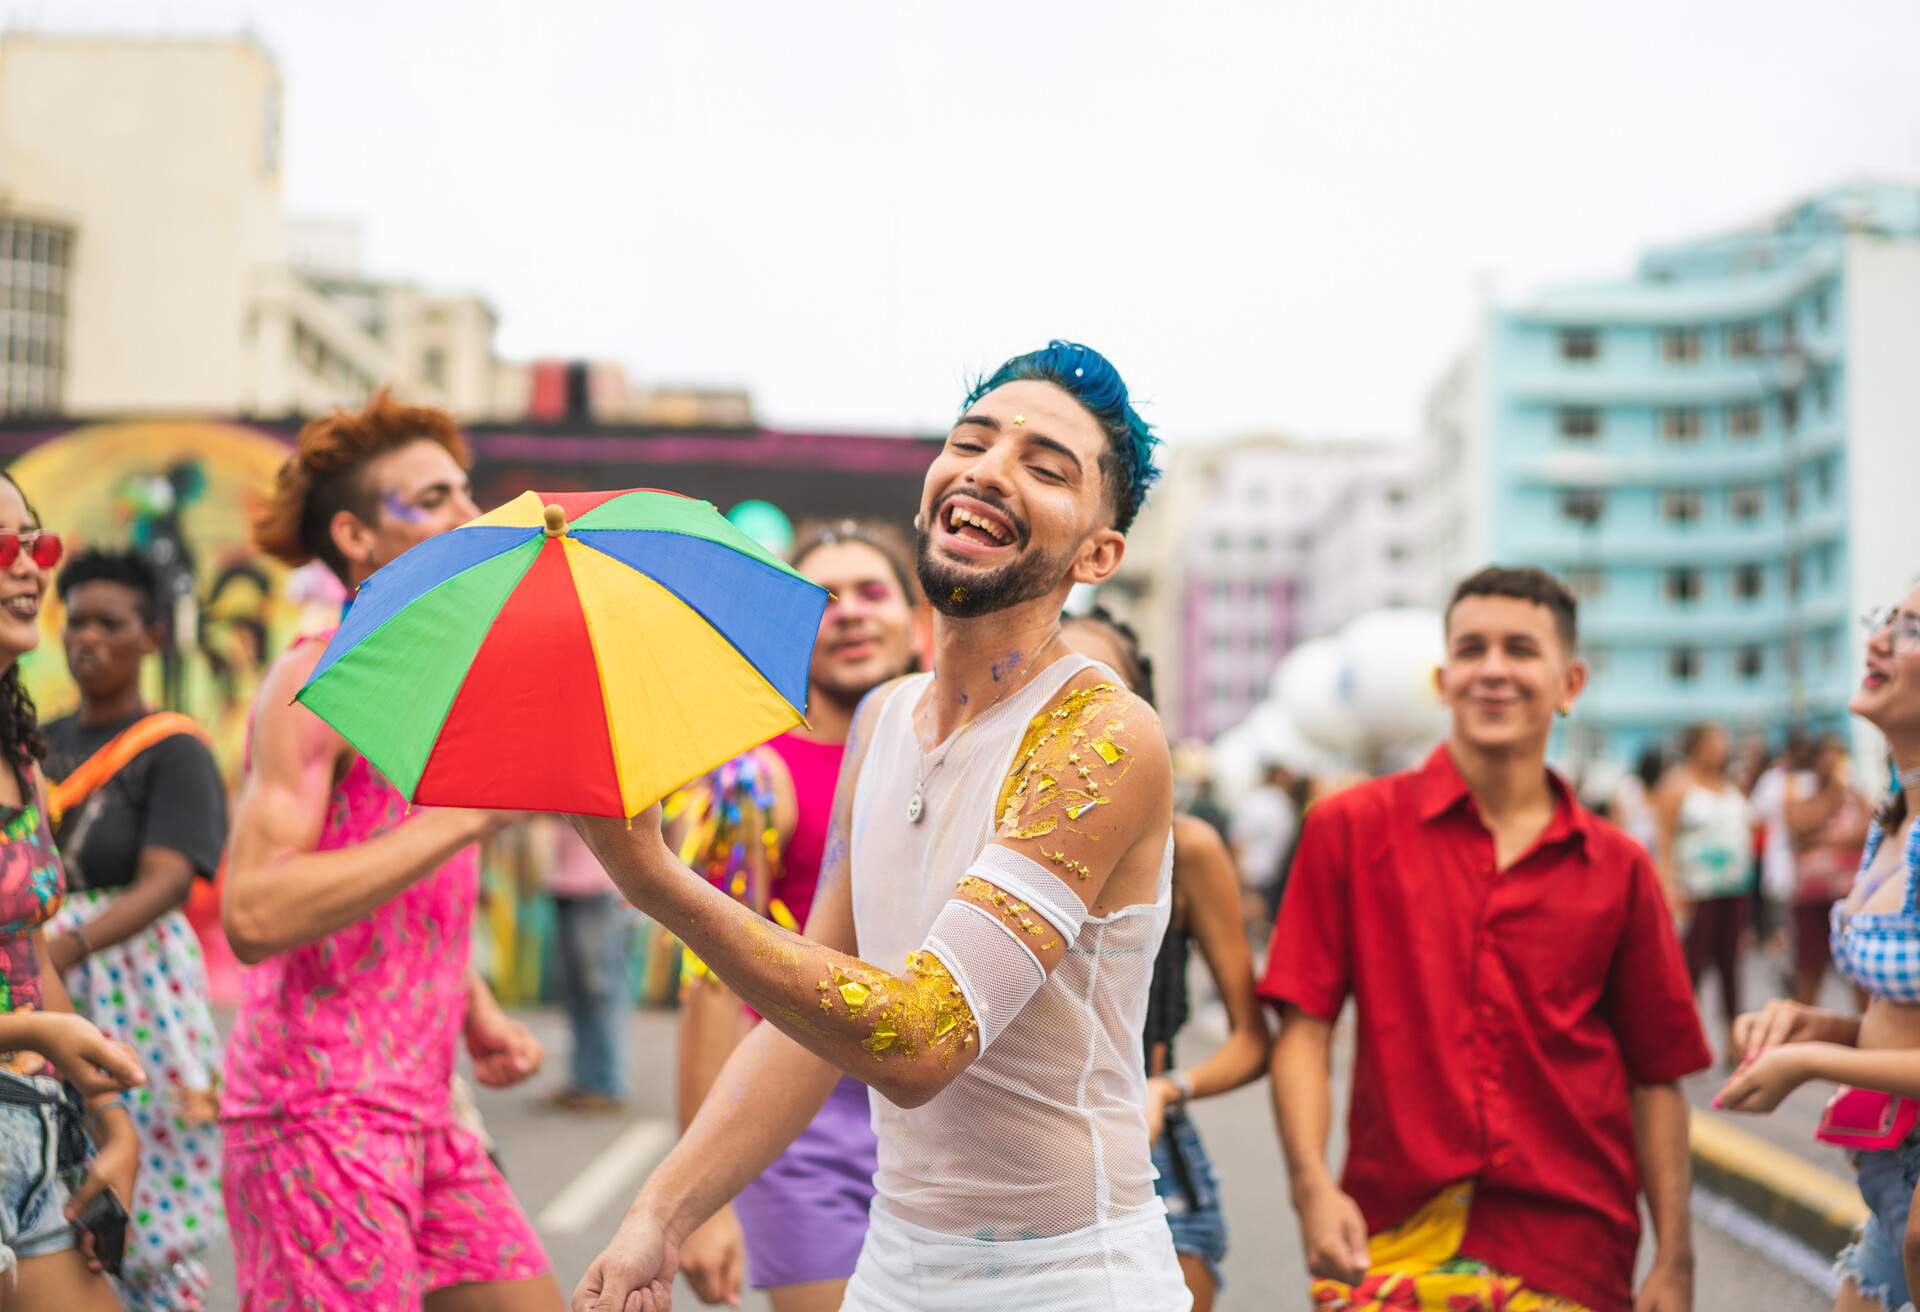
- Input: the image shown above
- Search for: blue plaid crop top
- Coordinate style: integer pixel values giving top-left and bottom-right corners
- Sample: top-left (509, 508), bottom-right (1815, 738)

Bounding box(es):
top-left (1831, 820), bottom-right (1920, 1006)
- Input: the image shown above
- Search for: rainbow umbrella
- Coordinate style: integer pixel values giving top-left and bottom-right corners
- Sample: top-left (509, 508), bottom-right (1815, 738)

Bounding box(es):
top-left (296, 488), bottom-right (828, 818)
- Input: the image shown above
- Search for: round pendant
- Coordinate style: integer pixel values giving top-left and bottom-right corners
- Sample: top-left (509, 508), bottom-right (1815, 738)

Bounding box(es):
top-left (906, 789), bottom-right (925, 824)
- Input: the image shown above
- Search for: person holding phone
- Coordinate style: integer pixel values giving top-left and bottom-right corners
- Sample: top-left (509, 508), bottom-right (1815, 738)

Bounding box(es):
top-left (0, 471), bottom-right (143, 1310)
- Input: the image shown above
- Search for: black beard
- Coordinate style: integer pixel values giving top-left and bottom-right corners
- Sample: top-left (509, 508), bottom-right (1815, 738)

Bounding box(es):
top-left (915, 523), bottom-right (1065, 618)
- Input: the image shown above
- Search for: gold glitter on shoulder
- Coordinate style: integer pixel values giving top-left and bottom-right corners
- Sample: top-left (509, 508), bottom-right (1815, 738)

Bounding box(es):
top-left (992, 682), bottom-right (1135, 864)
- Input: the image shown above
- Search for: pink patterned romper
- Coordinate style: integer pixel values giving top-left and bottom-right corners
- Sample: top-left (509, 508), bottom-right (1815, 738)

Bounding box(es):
top-left (219, 732), bottom-right (548, 1309)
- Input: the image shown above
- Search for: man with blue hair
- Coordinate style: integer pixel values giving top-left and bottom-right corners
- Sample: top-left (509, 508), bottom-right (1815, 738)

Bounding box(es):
top-left (569, 341), bottom-right (1191, 1311)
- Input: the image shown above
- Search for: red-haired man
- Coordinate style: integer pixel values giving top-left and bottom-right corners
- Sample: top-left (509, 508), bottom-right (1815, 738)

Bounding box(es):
top-left (221, 392), bottom-right (561, 1311)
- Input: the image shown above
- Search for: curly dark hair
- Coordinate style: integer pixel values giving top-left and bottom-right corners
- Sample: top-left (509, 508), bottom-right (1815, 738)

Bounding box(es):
top-left (0, 470), bottom-right (48, 769)
top-left (1063, 604), bottom-right (1157, 709)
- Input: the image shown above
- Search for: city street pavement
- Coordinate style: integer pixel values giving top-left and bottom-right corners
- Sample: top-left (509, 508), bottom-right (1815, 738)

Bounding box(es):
top-left (201, 1002), bottom-right (1836, 1311)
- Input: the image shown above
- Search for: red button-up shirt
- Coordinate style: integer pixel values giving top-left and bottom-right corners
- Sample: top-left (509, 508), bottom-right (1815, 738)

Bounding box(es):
top-left (1259, 746), bottom-right (1710, 1312)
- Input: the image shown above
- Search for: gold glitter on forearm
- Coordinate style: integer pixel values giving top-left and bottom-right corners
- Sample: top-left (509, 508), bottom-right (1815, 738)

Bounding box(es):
top-left (994, 683), bottom-right (1134, 843)
top-left (812, 952), bottom-right (979, 1063)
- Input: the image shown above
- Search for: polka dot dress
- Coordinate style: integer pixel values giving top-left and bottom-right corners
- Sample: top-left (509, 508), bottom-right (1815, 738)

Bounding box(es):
top-left (52, 891), bottom-right (224, 1311)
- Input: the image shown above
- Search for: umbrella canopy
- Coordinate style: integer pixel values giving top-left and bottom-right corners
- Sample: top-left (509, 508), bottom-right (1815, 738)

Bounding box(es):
top-left (297, 488), bottom-right (828, 818)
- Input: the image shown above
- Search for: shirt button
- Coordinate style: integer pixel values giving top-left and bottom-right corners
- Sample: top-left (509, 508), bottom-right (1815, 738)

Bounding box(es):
top-left (1491, 1149), bottom-right (1512, 1168)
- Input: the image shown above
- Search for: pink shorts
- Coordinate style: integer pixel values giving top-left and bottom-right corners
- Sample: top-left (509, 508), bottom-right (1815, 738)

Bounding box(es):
top-left (223, 1116), bottom-right (550, 1309)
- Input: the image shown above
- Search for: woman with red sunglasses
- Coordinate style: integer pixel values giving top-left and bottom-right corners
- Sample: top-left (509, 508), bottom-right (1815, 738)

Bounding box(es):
top-left (0, 470), bottom-right (146, 1310)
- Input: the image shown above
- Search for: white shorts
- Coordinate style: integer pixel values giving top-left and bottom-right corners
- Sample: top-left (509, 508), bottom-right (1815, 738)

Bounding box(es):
top-left (843, 1201), bottom-right (1191, 1312)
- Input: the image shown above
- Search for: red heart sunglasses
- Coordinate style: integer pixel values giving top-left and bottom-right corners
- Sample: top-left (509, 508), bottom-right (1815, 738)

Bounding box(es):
top-left (0, 530), bottom-right (63, 571)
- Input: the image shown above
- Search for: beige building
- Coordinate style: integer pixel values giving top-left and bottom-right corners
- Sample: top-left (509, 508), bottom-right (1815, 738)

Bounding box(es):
top-left (0, 32), bottom-right (509, 420)
top-left (1106, 433), bottom-right (1424, 741)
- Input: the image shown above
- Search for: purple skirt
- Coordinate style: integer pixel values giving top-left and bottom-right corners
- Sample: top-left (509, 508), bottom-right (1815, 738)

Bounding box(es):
top-left (733, 1074), bottom-right (879, 1288)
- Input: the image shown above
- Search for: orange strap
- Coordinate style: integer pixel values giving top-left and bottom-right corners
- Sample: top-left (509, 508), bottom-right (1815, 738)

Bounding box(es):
top-left (49, 711), bottom-right (211, 826)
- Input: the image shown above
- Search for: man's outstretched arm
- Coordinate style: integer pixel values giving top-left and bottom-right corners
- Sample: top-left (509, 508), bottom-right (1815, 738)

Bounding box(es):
top-left (570, 674), bottom-right (1170, 1110)
top-left (575, 1016), bottom-right (841, 1312)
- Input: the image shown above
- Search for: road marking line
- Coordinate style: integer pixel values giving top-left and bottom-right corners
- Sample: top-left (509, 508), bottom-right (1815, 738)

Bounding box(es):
top-left (536, 1118), bottom-right (675, 1234)
top-left (1690, 1108), bottom-right (1867, 1226)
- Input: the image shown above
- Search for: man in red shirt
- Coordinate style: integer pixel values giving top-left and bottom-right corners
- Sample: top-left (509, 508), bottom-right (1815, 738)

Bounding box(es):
top-left (1262, 567), bottom-right (1710, 1312)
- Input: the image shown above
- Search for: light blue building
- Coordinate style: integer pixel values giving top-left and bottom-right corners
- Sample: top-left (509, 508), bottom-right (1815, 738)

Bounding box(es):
top-left (1436, 182), bottom-right (1920, 768)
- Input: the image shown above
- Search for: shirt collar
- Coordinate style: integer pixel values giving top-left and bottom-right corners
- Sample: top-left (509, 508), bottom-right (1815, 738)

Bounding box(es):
top-left (1416, 743), bottom-right (1594, 849)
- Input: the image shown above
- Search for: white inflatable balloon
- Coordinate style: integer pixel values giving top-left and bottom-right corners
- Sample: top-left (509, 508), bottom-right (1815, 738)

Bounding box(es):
top-left (1274, 637), bottom-right (1364, 755)
top-left (1247, 701), bottom-right (1331, 776)
top-left (1340, 608), bottom-right (1449, 745)
top-left (1206, 724), bottom-right (1265, 810)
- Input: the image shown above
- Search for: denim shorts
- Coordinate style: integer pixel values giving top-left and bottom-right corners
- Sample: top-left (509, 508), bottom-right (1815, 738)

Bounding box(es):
top-left (0, 1071), bottom-right (78, 1268)
top-left (1839, 1124), bottom-right (1920, 1310)
top-left (1151, 1104), bottom-right (1228, 1288)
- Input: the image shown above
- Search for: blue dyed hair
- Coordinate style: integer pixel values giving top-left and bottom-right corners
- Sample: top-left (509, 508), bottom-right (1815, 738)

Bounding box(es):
top-left (961, 340), bottom-right (1161, 534)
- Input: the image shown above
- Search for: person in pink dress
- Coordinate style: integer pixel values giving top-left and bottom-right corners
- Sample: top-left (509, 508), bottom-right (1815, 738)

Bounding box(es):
top-left (219, 392), bottom-right (561, 1311)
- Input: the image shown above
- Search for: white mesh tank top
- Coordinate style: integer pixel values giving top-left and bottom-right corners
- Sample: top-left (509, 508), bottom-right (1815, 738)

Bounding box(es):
top-left (851, 653), bottom-right (1174, 1240)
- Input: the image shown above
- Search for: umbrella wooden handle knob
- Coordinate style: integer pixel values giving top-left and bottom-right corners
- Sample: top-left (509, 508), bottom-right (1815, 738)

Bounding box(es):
top-left (544, 504), bottom-right (568, 538)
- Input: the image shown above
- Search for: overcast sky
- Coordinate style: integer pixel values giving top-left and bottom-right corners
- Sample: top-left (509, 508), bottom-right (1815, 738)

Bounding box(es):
top-left (10, 1), bottom-right (1919, 440)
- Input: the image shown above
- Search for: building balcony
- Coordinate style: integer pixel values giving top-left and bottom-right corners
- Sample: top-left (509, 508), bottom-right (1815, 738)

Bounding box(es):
top-left (1504, 247), bottom-right (1839, 327)
top-left (1504, 426), bottom-right (1844, 488)
top-left (1580, 595), bottom-right (1850, 645)
top-left (1575, 674), bottom-right (1853, 726)
top-left (1501, 505), bottom-right (1849, 565)
top-left (1500, 348), bottom-right (1838, 407)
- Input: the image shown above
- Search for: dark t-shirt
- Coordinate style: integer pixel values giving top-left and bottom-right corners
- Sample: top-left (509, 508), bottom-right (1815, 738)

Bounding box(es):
top-left (43, 711), bottom-right (228, 892)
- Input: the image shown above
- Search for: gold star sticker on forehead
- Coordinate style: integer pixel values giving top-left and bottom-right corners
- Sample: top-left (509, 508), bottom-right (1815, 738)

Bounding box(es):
top-left (1012, 414), bottom-right (1026, 426)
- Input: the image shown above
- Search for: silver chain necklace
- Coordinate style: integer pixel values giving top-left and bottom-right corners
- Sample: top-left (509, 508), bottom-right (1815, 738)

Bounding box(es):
top-left (907, 630), bottom-right (1059, 825)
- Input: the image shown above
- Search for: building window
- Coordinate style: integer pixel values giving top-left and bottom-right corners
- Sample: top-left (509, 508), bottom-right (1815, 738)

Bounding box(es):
top-left (1822, 630), bottom-right (1840, 668)
top-left (1729, 402), bottom-right (1762, 438)
top-left (1781, 309), bottom-right (1799, 344)
top-left (1669, 648), bottom-right (1699, 682)
top-left (1733, 562), bottom-right (1763, 600)
top-left (1660, 408), bottom-right (1702, 443)
top-left (1558, 328), bottom-right (1599, 362)
top-left (1565, 567), bottom-right (1605, 600)
top-left (1560, 490), bottom-right (1606, 526)
top-left (1780, 390), bottom-right (1800, 433)
top-left (1813, 458), bottom-right (1834, 501)
top-left (1812, 370), bottom-right (1833, 415)
top-left (1558, 407), bottom-right (1601, 441)
top-left (1661, 328), bottom-right (1703, 364)
top-left (421, 347), bottom-right (447, 390)
top-left (1729, 485), bottom-right (1765, 522)
top-left (0, 215), bottom-right (74, 416)
top-left (1786, 557), bottom-right (1803, 598)
top-left (1661, 490), bottom-right (1702, 525)
top-left (1727, 322), bottom-right (1762, 359)
top-left (1665, 567), bottom-right (1701, 603)
top-left (1783, 474), bottom-right (1800, 516)
top-left (1737, 646), bottom-right (1764, 680)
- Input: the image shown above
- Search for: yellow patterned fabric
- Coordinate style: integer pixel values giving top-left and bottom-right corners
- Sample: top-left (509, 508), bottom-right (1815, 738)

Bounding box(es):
top-left (1311, 1186), bottom-right (1592, 1312)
